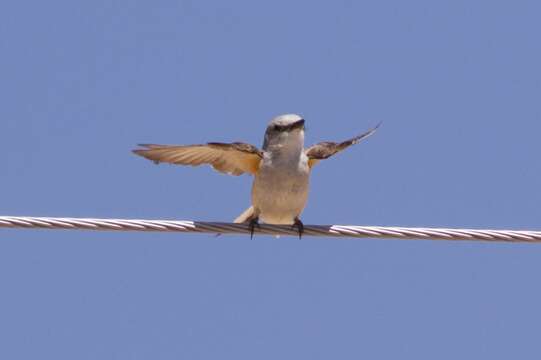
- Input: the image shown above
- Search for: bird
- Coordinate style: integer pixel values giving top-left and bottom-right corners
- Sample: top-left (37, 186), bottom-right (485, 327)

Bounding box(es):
top-left (132, 114), bottom-right (379, 238)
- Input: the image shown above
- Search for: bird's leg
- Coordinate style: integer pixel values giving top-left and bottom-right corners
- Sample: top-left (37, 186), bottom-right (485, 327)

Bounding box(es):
top-left (293, 217), bottom-right (304, 240)
top-left (248, 216), bottom-right (260, 240)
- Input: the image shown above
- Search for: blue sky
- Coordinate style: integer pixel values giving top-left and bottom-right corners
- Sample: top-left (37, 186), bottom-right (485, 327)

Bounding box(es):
top-left (1, 0), bottom-right (541, 358)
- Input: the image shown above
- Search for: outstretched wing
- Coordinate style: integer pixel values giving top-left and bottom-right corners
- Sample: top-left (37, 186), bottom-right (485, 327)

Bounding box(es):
top-left (132, 142), bottom-right (263, 176)
top-left (305, 123), bottom-right (380, 168)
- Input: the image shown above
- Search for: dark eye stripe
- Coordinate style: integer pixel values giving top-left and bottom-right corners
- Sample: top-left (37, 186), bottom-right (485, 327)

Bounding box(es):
top-left (273, 120), bottom-right (304, 132)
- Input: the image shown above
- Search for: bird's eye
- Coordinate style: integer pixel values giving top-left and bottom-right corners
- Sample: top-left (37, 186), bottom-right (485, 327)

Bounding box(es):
top-left (273, 125), bottom-right (283, 132)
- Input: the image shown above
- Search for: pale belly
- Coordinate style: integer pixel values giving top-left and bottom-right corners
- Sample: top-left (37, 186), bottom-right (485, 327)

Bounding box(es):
top-left (251, 162), bottom-right (310, 225)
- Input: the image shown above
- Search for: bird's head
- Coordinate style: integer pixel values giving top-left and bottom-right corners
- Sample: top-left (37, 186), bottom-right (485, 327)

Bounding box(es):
top-left (263, 114), bottom-right (305, 151)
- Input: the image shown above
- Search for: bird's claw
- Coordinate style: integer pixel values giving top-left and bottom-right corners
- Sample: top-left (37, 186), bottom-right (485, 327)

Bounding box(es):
top-left (248, 217), bottom-right (260, 240)
top-left (293, 218), bottom-right (304, 240)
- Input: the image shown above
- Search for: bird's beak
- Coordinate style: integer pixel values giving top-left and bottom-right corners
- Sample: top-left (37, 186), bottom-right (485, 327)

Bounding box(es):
top-left (291, 119), bottom-right (305, 130)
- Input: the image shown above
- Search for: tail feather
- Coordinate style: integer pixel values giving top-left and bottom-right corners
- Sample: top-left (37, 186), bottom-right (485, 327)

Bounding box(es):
top-left (234, 206), bottom-right (255, 223)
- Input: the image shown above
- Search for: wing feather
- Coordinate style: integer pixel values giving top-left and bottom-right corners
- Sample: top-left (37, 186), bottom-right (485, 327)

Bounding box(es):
top-left (133, 142), bottom-right (262, 176)
top-left (305, 123), bottom-right (380, 167)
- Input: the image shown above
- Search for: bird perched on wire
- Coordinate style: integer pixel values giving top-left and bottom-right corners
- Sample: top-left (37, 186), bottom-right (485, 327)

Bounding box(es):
top-left (133, 114), bottom-right (379, 238)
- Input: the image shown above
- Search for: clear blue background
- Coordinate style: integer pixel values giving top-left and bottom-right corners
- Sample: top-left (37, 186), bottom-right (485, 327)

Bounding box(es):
top-left (1, 1), bottom-right (540, 358)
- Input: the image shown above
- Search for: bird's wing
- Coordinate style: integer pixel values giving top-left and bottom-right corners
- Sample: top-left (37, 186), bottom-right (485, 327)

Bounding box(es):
top-left (305, 123), bottom-right (380, 168)
top-left (132, 142), bottom-right (263, 176)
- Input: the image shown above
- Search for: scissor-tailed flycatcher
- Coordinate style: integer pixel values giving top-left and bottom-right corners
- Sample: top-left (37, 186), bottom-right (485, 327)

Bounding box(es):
top-left (133, 114), bottom-right (379, 238)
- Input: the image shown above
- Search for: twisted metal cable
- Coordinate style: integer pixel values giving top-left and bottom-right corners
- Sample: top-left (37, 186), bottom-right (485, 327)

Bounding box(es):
top-left (0, 216), bottom-right (540, 243)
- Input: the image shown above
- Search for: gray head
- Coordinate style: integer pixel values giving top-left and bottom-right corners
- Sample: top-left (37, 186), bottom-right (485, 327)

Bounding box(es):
top-left (262, 114), bottom-right (306, 151)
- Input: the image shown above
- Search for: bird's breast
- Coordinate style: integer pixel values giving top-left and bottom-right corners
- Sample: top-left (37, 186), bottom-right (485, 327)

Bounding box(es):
top-left (251, 154), bottom-right (310, 224)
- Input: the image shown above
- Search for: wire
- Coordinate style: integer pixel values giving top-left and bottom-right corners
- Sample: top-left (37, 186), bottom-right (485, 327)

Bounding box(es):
top-left (0, 216), bottom-right (539, 242)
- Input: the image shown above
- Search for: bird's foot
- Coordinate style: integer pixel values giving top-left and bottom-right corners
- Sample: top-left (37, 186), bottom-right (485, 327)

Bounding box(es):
top-left (248, 217), bottom-right (260, 240)
top-left (293, 217), bottom-right (304, 240)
